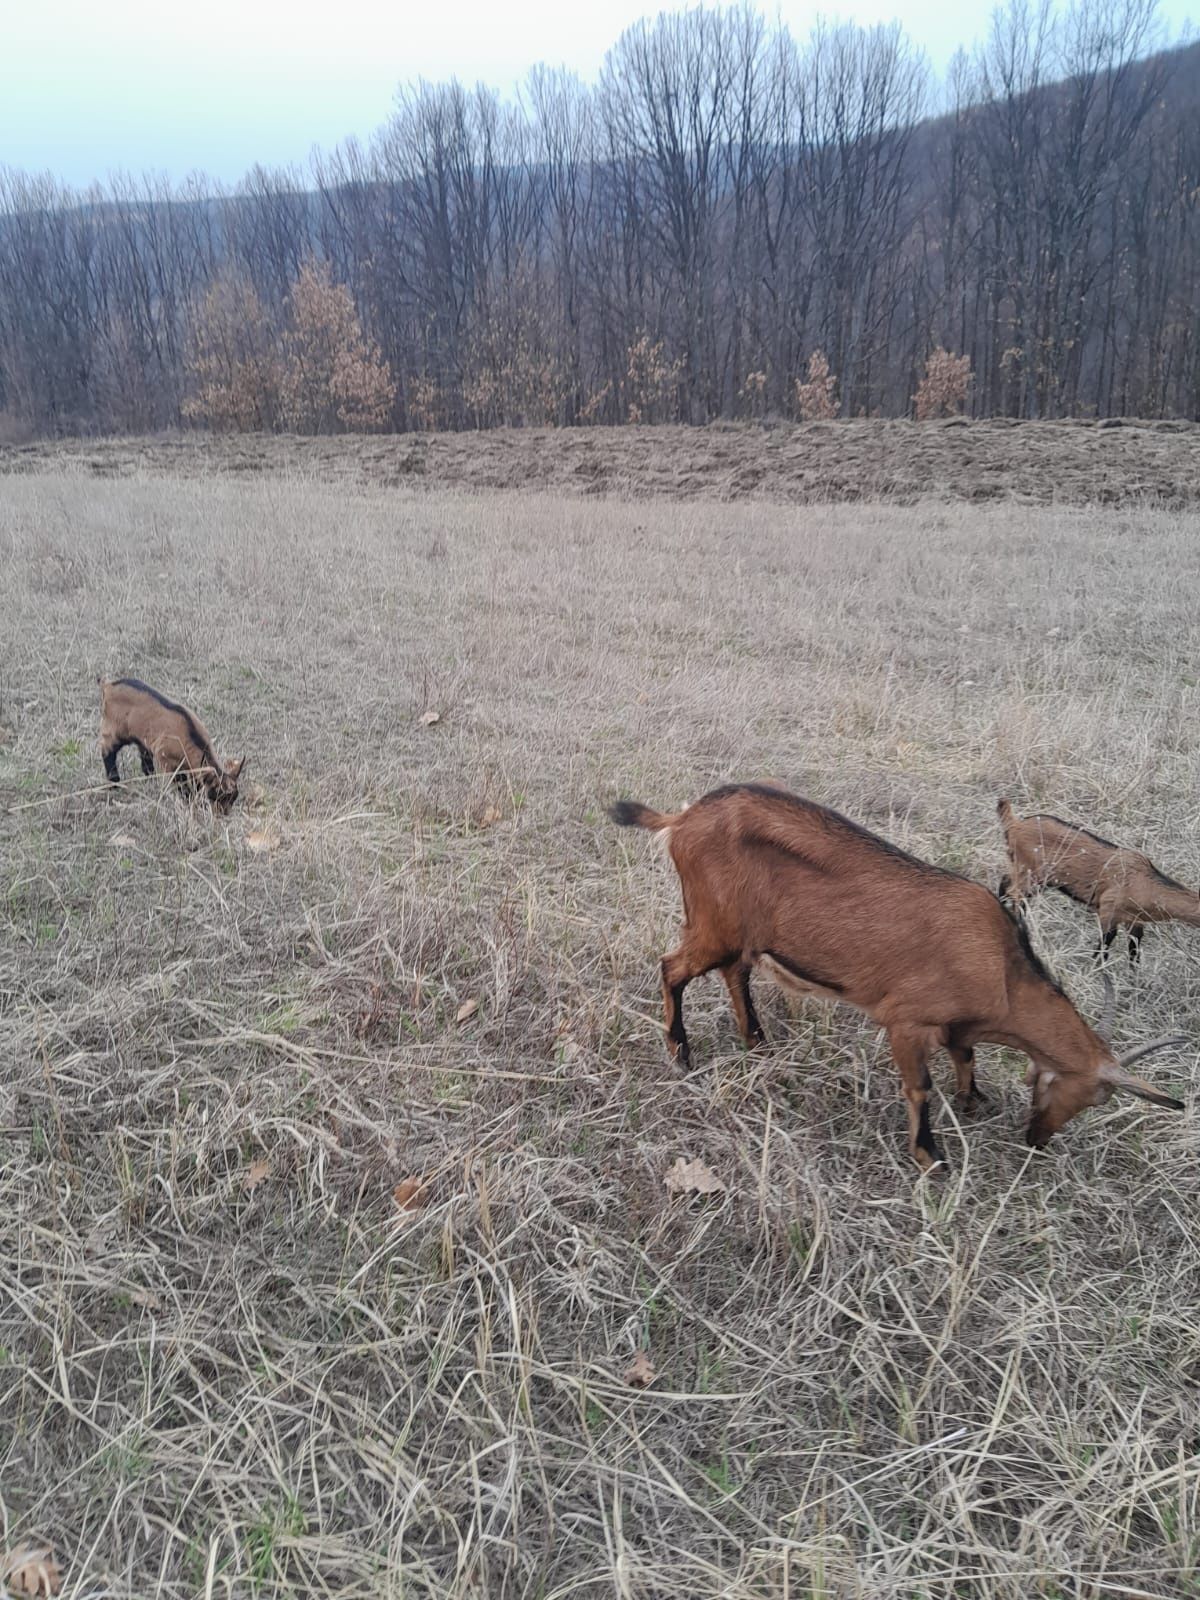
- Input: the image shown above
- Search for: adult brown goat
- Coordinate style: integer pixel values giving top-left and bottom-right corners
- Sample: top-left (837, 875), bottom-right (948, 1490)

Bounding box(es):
top-left (99, 678), bottom-right (245, 812)
top-left (998, 798), bottom-right (1200, 965)
top-left (612, 783), bottom-right (1186, 1170)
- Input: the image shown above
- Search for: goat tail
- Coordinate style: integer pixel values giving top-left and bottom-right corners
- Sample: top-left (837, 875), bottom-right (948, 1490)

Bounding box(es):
top-left (609, 799), bottom-right (685, 832)
top-left (997, 796), bottom-right (1016, 832)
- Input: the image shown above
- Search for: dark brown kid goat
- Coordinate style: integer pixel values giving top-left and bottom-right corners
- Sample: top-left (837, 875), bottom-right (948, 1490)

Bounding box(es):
top-left (612, 783), bottom-right (1186, 1170)
top-left (998, 798), bottom-right (1200, 964)
top-left (99, 678), bottom-right (244, 812)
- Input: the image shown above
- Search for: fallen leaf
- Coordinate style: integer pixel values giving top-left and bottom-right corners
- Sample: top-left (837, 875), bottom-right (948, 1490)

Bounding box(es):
top-left (478, 805), bottom-right (502, 827)
top-left (664, 1156), bottom-right (725, 1196)
top-left (2, 1545), bottom-right (62, 1598)
top-left (455, 998), bottom-right (479, 1024)
top-left (419, 710), bottom-right (441, 726)
top-left (393, 1177), bottom-right (425, 1212)
top-left (243, 1157), bottom-right (273, 1194)
top-left (624, 1350), bottom-right (657, 1388)
top-left (128, 1286), bottom-right (162, 1311)
top-left (109, 832), bottom-right (136, 848)
top-left (246, 828), bottom-right (279, 854)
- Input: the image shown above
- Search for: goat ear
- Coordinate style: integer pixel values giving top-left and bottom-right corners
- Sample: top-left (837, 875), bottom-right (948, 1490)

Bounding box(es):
top-left (1107, 1070), bottom-right (1185, 1110)
top-left (1100, 1055), bottom-right (1186, 1110)
top-left (226, 756), bottom-right (245, 778)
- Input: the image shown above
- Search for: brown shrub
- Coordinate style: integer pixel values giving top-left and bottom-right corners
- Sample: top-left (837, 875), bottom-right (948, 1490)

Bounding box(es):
top-left (182, 275), bottom-right (283, 432)
top-left (795, 351), bottom-right (839, 421)
top-left (282, 260), bottom-right (395, 432)
top-left (461, 263), bottom-right (571, 428)
top-left (914, 349), bottom-right (972, 419)
top-left (739, 369), bottom-right (769, 419)
top-left (625, 334), bottom-right (681, 424)
top-left (184, 261), bottom-right (395, 434)
top-left (405, 376), bottom-right (445, 432)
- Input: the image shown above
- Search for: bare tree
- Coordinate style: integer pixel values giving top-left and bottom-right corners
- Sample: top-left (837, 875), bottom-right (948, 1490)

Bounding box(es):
top-left (0, 1), bottom-right (1195, 438)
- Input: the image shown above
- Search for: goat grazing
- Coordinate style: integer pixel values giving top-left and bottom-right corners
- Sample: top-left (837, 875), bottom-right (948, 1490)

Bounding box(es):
top-left (998, 798), bottom-right (1200, 964)
top-left (612, 784), bottom-right (1185, 1170)
top-left (99, 678), bottom-right (245, 812)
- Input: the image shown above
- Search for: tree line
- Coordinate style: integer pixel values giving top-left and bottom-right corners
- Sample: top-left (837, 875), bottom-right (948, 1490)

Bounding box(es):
top-left (1, 0), bottom-right (1197, 439)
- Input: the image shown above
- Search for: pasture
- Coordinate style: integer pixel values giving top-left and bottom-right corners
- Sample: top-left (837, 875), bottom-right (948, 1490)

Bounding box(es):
top-left (2, 435), bottom-right (1199, 1598)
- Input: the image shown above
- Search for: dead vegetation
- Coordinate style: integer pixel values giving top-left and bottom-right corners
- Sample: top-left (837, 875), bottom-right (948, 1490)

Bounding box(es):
top-left (3, 415), bottom-right (1200, 508)
top-left (1, 464), bottom-right (1199, 1597)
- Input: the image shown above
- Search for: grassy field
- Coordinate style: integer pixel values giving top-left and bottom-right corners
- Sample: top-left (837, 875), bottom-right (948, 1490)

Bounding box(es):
top-left (2, 449), bottom-right (1199, 1598)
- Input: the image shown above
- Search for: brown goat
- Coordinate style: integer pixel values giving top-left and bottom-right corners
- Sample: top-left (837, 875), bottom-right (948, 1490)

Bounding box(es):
top-left (99, 678), bottom-right (244, 812)
top-left (612, 784), bottom-right (1186, 1170)
top-left (998, 798), bottom-right (1200, 964)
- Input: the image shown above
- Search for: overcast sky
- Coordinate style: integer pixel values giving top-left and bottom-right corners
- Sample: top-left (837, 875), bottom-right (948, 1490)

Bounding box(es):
top-left (2, 0), bottom-right (1194, 188)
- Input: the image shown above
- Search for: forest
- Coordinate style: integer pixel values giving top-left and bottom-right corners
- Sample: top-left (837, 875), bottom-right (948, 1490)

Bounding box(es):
top-left (1, 0), bottom-right (1197, 437)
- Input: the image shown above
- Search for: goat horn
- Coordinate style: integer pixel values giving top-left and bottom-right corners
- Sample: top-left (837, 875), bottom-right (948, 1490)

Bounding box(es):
top-left (1116, 1034), bottom-right (1189, 1071)
top-left (1095, 969), bottom-right (1117, 1043)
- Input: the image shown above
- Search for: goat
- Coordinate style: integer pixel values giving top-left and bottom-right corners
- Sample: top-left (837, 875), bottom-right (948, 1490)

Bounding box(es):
top-left (99, 678), bottom-right (244, 812)
top-left (611, 783), bottom-right (1185, 1170)
top-left (998, 798), bottom-right (1200, 965)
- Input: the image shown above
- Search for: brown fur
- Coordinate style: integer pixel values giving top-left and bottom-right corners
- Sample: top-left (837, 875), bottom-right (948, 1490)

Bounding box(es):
top-left (613, 784), bottom-right (1185, 1170)
top-left (99, 678), bottom-right (244, 812)
top-left (997, 798), bottom-right (1200, 962)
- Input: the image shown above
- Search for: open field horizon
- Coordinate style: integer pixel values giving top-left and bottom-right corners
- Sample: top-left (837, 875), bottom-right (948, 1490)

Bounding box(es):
top-left (2, 456), bottom-right (1199, 1597)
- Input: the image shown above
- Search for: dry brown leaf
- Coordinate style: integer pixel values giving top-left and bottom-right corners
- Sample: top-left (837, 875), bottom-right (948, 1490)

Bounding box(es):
top-left (128, 1286), bottom-right (162, 1311)
top-left (478, 805), bottom-right (502, 827)
top-left (246, 828), bottom-right (279, 855)
top-left (624, 1350), bottom-right (657, 1388)
top-left (664, 1156), bottom-right (725, 1196)
top-left (2, 1545), bottom-right (62, 1598)
top-left (243, 1157), bottom-right (272, 1194)
top-left (109, 832), bottom-right (136, 848)
top-left (393, 1177), bottom-right (425, 1212)
top-left (419, 709), bottom-right (441, 726)
top-left (455, 998), bottom-right (479, 1023)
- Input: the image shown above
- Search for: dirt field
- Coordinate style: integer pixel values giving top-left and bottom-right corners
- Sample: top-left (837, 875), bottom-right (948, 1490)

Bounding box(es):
top-left (3, 414), bottom-right (1200, 507)
top-left (2, 452), bottom-right (1199, 1598)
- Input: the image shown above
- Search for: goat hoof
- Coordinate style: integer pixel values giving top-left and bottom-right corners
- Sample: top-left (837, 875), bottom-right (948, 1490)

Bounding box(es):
top-left (954, 1090), bottom-right (988, 1117)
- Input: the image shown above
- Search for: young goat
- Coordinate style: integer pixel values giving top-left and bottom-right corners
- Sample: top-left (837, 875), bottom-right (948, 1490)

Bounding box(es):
top-left (998, 798), bottom-right (1200, 964)
top-left (612, 783), bottom-right (1186, 1170)
top-left (99, 678), bottom-right (245, 812)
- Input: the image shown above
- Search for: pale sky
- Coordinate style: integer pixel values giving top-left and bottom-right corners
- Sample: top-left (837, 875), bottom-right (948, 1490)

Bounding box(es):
top-left (1, 0), bottom-right (1194, 188)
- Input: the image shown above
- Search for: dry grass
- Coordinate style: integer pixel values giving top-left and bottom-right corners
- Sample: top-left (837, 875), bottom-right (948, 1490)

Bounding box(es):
top-left (1, 463), bottom-right (1199, 1599)
top-left (3, 415), bottom-right (1200, 508)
